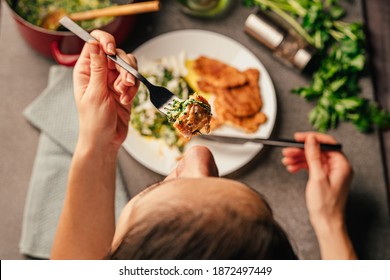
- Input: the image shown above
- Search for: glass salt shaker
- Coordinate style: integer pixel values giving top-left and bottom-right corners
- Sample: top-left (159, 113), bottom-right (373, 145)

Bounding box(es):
top-left (244, 8), bottom-right (316, 72)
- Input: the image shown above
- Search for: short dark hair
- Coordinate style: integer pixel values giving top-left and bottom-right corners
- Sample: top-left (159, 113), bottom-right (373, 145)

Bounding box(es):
top-left (108, 197), bottom-right (297, 260)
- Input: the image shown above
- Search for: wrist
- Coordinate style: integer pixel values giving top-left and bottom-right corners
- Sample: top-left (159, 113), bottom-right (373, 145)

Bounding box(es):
top-left (311, 216), bottom-right (345, 239)
top-left (78, 124), bottom-right (124, 154)
top-left (75, 138), bottom-right (119, 163)
top-left (311, 216), bottom-right (357, 260)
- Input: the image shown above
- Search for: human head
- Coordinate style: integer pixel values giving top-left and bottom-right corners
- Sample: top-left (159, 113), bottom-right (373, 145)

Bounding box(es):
top-left (109, 146), bottom-right (297, 259)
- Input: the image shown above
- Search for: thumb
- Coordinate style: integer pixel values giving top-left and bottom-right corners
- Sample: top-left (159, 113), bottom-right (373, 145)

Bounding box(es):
top-left (305, 135), bottom-right (326, 180)
top-left (88, 42), bottom-right (107, 89)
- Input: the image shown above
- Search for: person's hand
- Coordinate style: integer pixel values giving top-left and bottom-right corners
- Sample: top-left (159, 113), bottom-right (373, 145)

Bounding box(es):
top-left (282, 132), bottom-right (356, 259)
top-left (281, 132), bottom-right (353, 231)
top-left (73, 30), bottom-right (139, 152)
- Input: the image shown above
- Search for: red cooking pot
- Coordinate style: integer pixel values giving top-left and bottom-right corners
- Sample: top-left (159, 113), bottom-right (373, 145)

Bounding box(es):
top-left (6, 0), bottom-right (137, 66)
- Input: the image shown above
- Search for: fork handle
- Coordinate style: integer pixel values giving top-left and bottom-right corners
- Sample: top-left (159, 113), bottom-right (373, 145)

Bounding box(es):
top-left (106, 55), bottom-right (151, 87)
top-left (59, 16), bottom-right (153, 88)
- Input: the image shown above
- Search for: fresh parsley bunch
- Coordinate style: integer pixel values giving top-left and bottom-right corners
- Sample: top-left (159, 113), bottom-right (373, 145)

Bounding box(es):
top-left (244, 0), bottom-right (390, 132)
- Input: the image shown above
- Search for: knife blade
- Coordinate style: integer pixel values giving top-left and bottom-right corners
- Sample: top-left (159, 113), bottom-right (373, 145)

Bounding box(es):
top-left (198, 135), bottom-right (342, 151)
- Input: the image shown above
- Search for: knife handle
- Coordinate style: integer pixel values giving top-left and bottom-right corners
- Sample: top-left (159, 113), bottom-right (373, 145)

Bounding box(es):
top-left (267, 138), bottom-right (342, 151)
top-left (318, 143), bottom-right (342, 151)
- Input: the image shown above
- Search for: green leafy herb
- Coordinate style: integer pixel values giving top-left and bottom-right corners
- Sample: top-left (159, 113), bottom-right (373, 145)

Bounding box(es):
top-left (165, 97), bottom-right (212, 123)
top-left (244, 0), bottom-right (390, 132)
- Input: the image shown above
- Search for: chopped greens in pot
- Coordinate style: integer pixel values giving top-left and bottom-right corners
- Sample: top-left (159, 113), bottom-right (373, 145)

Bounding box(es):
top-left (12, 0), bottom-right (114, 30)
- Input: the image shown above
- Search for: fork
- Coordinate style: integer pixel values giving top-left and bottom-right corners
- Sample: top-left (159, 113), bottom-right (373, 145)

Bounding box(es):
top-left (59, 16), bottom-right (179, 114)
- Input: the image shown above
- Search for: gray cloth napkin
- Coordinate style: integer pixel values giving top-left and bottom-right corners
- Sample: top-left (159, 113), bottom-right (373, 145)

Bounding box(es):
top-left (20, 65), bottom-right (128, 259)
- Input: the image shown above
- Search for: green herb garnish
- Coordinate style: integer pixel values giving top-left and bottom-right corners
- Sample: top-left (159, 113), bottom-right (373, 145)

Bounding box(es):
top-left (165, 97), bottom-right (212, 123)
top-left (244, 0), bottom-right (390, 132)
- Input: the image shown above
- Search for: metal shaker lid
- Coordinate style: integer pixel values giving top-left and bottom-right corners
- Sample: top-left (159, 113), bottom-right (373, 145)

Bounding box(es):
top-left (244, 12), bottom-right (285, 50)
top-left (293, 48), bottom-right (313, 70)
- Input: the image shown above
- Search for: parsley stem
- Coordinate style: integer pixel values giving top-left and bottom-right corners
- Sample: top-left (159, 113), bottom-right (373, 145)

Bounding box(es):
top-left (334, 21), bottom-right (357, 41)
top-left (253, 0), bottom-right (314, 45)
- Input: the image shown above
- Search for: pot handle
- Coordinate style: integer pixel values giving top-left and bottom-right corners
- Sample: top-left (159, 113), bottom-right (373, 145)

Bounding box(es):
top-left (51, 41), bottom-right (80, 66)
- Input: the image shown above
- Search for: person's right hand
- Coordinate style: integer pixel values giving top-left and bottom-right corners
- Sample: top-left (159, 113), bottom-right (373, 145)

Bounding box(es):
top-left (73, 30), bottom-right (139, 153)
top-left (281, 132), bottom-right (353, 231)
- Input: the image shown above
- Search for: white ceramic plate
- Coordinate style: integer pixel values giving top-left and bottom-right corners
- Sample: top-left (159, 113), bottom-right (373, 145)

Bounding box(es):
top-left (122, 30), bottom-right (277, 176)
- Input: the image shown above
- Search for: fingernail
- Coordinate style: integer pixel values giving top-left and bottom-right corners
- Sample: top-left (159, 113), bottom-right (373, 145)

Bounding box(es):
top-left (88, 42), bottom-right (100, 55)
top-left (308, 135), bottom-right (316, 144)
top-left (307, 135), bottom-right (319, 149)
top-left (107, 43), bottom-right (116, 55)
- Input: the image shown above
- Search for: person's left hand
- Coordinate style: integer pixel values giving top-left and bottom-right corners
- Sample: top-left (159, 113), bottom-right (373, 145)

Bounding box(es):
top-left (73, 30), bottom-right (139, 152)
top-left (281, 132), bottom-right (353, 232)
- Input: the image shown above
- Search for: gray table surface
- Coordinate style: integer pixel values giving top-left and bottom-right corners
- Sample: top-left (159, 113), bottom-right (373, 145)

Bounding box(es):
top-left (1, 0), bottom-right (389, 259)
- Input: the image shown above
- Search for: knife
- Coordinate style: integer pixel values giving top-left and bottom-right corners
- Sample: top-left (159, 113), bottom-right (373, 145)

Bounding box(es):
top-left (198, 135), bottom-right (342, 151)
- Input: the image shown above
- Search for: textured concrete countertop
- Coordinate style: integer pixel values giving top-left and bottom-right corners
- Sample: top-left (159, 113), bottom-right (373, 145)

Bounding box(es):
top-left (1, 0), bottom-right (389, 259)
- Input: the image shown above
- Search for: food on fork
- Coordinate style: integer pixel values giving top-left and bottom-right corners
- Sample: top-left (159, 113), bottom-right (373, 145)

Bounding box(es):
top-left (166, 94), bottom-right (212, 138)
